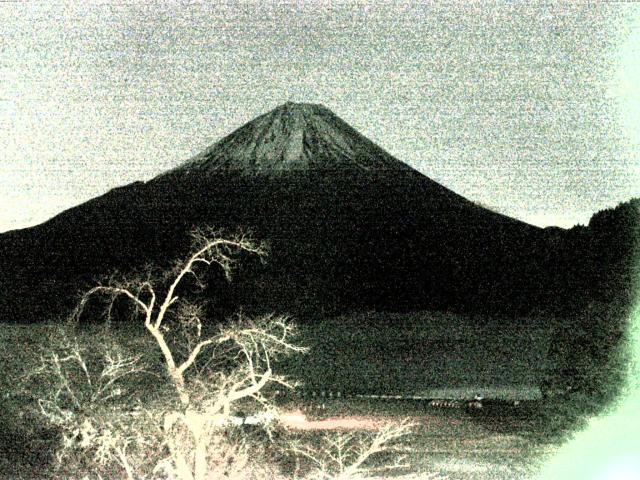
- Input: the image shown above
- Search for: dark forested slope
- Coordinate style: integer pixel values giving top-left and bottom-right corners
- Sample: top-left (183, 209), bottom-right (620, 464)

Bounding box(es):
top-left (0, 104), bottom-right (636, 324)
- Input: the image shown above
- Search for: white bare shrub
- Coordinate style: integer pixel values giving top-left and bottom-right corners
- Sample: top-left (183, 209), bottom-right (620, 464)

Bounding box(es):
top-left (291, 421), bottom-right (415, 480)
top-left (23, 329), bottom-right (159, 478)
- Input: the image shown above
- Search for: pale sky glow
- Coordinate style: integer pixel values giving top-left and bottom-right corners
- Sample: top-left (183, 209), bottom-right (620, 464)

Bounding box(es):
top-left (1, 2), bottom-right (639, 232)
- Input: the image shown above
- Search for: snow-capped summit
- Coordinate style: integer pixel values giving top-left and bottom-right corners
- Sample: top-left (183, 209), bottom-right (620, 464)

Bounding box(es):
top-left (170, 102), bottom-right (413, 175)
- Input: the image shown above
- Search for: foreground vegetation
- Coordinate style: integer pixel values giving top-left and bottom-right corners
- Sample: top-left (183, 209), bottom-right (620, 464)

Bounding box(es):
top-left (0, 228), bottom-right (630, 479)
top-left (0, 230), bottom-right (415, 479)
top-left (1, 316), bottom-right (622, 479)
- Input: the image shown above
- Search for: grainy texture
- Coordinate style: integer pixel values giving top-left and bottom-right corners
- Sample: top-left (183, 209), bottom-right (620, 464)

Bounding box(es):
top-left (1, 3), bottom-right (639, 231)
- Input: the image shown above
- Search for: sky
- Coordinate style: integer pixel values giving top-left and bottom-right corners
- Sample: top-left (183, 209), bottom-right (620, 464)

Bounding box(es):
top-left (1, 1), bottom-right (639, 232)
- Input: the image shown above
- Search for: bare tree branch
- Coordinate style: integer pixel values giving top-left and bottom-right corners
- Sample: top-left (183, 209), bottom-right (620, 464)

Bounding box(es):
top-left (176, 339), bottom-right (214, 376)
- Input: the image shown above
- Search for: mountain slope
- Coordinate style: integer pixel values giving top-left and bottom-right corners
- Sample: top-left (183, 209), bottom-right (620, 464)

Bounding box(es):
top-left (167, 101), bottom-right (416, 175)
top-left (0, 103), bottom-right (620, 323)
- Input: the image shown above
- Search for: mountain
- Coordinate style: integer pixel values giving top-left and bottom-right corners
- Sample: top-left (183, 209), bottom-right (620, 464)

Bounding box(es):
top-left (169, 101), bottom-right (415, 175)
top-left (0, 103), bottom-right (634, 323)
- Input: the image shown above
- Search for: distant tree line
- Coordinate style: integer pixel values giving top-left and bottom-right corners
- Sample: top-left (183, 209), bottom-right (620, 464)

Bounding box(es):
top-left (543, 198), bottom-right (639, 400)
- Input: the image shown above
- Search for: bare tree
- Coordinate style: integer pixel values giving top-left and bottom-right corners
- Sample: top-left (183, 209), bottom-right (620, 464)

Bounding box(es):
top-left (56, 228), bottom-right (308, 480)
top-left (27, 228), bottom-right (424, 480)
top-left (74, 229), bottom-right (265, 402)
